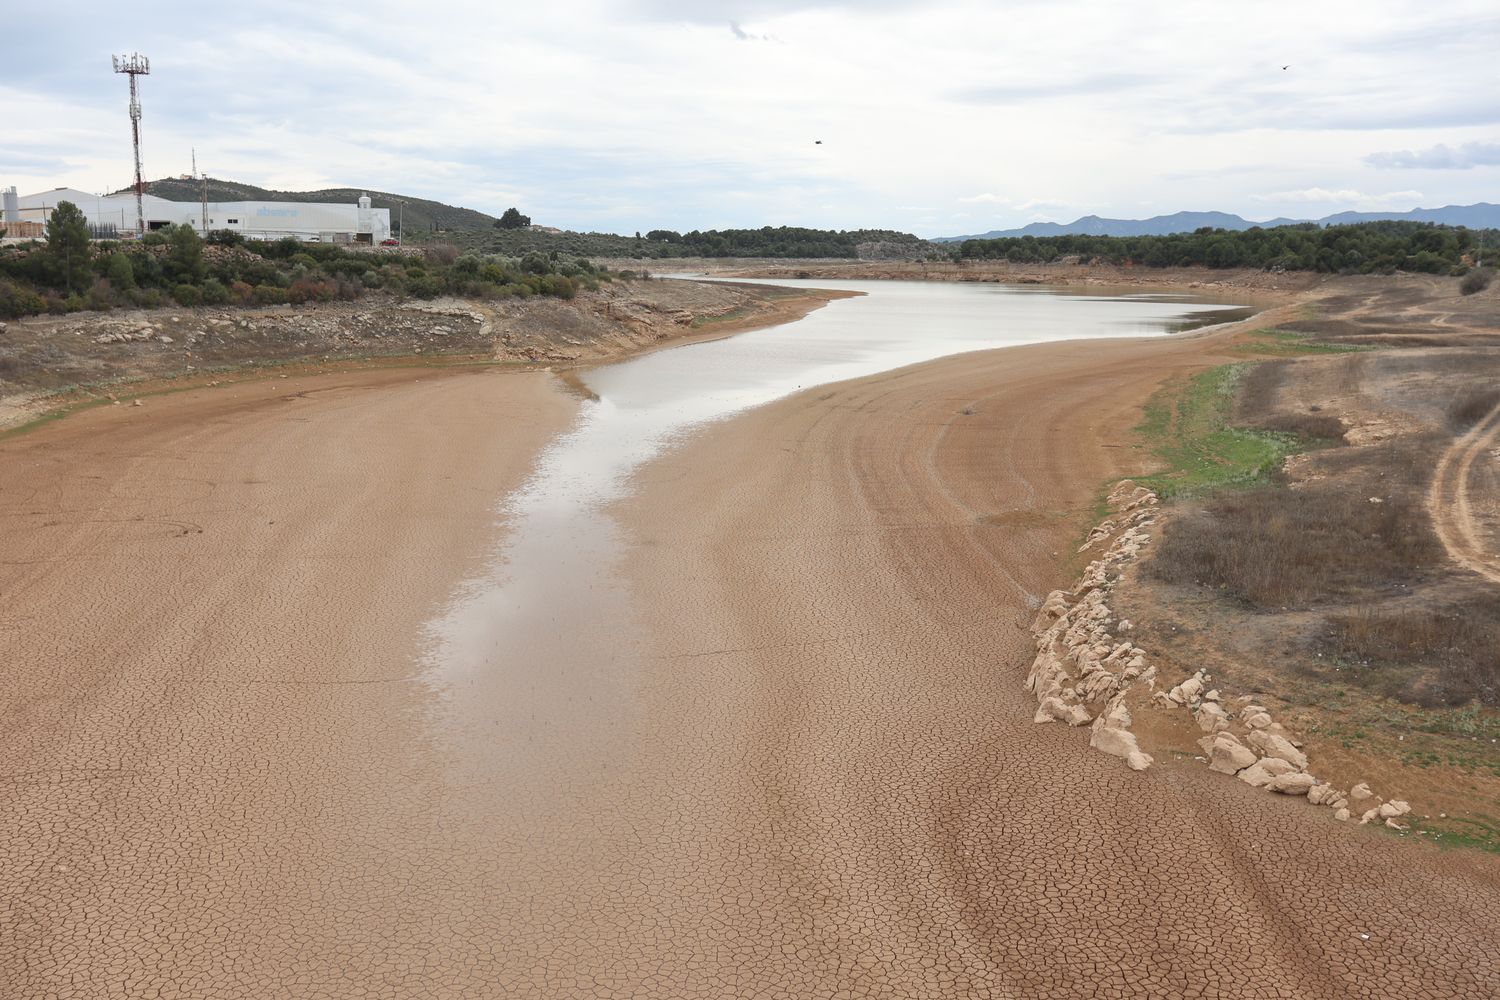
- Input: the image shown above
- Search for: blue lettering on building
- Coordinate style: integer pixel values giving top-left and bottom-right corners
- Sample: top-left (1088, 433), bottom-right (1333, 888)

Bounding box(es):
top-left (255, 207), bottom-right (300, 217)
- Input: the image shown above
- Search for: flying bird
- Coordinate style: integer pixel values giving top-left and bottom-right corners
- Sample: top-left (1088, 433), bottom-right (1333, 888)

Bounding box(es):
top-left (1282, 64), bottom-right (1290, 70)
top-left (815, 140), bottom-right (823, 145)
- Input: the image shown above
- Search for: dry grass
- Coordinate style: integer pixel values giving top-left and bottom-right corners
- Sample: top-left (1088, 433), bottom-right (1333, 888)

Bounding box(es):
top-left (1146, 483), bottom-right (1442, 609)
top-left (1235, 359), bottom-right (1347, 440)
top-left (1322, 600), bottom-right (1500, 706)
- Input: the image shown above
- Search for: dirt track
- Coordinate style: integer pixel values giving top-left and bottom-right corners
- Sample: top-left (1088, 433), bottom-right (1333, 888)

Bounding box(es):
top-left (3, 318), bottom-right (1499, 996)
top-left (1430, 398), bottom-right (1500, 585)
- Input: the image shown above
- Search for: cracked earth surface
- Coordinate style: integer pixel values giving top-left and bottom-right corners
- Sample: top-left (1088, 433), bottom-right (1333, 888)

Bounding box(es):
top-left (3, 332), bottom-right (1499, 998)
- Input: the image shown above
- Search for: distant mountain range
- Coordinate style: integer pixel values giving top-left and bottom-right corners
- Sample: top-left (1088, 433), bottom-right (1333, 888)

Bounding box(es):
top-left (935, 203), bottom-right (1500, 242)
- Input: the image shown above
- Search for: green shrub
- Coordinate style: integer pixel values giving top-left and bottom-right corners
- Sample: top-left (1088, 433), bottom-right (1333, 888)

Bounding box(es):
top-left (200, 278), bottom-right (231, 305)
top-left (252, 284), bottom-right (289, 305)
top-left (106, 251), bottom-right (137, 291)
top-left (172, 283), bottom-right (203, 306)
top-left (407, 274), bottom-right (445, 299)
top-left (0, 279), bottom-right (48, 318)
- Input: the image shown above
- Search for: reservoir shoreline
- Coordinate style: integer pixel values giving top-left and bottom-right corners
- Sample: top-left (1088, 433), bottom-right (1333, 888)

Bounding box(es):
top-left (3, 276), bottom-right (1496, 996)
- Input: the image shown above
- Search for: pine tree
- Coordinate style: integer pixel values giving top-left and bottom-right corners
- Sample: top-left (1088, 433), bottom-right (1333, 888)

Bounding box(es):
top-left (45, 201), bottom-right (93, 294)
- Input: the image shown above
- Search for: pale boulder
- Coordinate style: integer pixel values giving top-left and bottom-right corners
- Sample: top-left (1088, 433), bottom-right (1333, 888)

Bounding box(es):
top-left (1267, 772), bottom-right (1317, 795)
top-left (1195, 701), bottom-right (1230, 733)
top-left (1168, 673), bottom-right (1205, 705)
top-left (1207, 735), bottom-right (1258, 775)
top-left (1126, 751), bottom-right (1153, 771)
top-left (1239, 757), bottom-right (1297, 788)
top-left (1090, 726), bottom-right (1142, 759)
top-left (1246, 730), bottom-right (1308, 771)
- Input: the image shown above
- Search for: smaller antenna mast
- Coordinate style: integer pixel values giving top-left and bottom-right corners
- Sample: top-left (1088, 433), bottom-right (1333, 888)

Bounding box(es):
top-left (194, 148), bottom-right (208, 232)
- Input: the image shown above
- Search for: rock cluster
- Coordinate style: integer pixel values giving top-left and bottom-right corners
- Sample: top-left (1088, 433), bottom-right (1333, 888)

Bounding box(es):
top-left (1026, 481), bottom-right (1160, 770)
top-left (1024, 480), bottom-right (1411, 826)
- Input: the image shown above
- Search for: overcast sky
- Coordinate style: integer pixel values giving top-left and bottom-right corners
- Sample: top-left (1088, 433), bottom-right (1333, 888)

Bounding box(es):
top-left (3, 0), bottom-right (1497, 236)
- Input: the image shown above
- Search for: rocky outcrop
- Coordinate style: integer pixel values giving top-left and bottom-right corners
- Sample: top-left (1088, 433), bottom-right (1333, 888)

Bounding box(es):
top-left (1023, 479), bottom-right (1411, 828)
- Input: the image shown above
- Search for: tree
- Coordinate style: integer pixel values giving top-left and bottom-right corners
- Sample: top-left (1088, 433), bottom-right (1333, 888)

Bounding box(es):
top-left (45, 201), bottom-right (93, 294)
top-left (165, 224), bottom-right (207, 283)
top-left (497, 207), bottom-right (531, 229)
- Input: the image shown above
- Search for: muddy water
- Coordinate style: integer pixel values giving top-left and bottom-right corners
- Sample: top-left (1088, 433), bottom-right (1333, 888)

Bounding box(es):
top-left (420, 279), bottom-right (1238, 800)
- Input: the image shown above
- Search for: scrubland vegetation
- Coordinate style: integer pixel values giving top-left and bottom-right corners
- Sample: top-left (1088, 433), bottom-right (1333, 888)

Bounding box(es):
top-left (1135, 338), bottom-right (1500, 710)
top-left (0, 201), bottom-right (618, 320)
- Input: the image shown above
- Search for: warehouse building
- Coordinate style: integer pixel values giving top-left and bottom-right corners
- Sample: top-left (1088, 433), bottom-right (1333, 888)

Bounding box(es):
top-left (3, 186), bottom-right (392, 244)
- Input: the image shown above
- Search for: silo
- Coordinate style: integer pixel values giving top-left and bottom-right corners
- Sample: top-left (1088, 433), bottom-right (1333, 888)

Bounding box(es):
top-left (2, 186), bottom-right (18, 224)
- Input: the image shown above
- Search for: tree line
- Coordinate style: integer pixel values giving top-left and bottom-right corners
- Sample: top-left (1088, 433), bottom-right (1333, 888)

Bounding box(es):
top-left (952, 220), bottom-right (1495, 275)
top-left (641, 225), bottom-right (928, 258)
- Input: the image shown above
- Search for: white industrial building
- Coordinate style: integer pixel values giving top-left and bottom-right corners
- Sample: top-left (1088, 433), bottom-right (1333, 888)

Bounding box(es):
top-left (2, 185), bottom-right (392, 244)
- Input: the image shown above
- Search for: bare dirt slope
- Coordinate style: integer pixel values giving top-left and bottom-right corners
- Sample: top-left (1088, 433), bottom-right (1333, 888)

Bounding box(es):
top-left (3, 312), bottom-right (1498, 996)
top-left (0, 278), bottom-right (839, 430)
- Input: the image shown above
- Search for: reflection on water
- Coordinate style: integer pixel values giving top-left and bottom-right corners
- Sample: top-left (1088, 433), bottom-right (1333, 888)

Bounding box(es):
top-left (419, 279), bottom-right (1243, 796)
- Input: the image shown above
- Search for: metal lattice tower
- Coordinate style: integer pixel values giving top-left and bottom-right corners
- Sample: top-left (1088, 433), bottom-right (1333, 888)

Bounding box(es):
top-left (112, 53), bottom-right (150, 237)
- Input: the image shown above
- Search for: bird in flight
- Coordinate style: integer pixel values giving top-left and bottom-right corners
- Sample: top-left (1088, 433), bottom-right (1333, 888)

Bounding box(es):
top-left (1282, 64), bottom-right (1290, 70)
top-left (815, 140), bottom-right (823, 145)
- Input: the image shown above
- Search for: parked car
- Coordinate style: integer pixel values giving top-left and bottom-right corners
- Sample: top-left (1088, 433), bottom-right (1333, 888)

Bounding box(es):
top-left (380, 238), bottom-right (400, 246)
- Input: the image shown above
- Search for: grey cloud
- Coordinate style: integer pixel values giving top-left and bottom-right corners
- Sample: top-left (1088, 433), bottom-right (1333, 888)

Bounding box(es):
top-left (1366, 142), bottom-right (1500, 170)
top-left (729, 21), bottom-right (772, 40)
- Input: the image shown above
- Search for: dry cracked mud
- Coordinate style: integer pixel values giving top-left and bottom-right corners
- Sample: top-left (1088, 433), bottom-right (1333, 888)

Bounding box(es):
top-left (2, 321), bottom-right (1498, 997)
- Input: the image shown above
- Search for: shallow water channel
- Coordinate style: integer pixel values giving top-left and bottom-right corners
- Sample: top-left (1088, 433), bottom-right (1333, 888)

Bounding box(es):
top-left (420, 278), bottom-right (1245, 793)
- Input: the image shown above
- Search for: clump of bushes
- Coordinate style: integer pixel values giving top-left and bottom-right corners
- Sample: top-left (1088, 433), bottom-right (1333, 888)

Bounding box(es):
top-left (1460, 266), bottom-right (1493, 295)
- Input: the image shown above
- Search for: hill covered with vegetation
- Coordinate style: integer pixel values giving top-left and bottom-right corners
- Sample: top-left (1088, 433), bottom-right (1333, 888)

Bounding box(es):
top-left (953, 221), bottom-right (1497, 275)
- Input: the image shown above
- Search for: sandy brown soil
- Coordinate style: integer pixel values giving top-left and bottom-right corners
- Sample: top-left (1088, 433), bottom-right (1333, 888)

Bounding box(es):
top-left (3, 292), bottom-right (1499, 996)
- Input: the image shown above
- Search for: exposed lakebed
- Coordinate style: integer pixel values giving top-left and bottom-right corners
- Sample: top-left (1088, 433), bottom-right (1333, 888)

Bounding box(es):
top-left (420, 278), bottom-right (1245, 795)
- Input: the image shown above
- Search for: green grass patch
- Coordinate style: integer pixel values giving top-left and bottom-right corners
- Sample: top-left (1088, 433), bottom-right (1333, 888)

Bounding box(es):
top-left (1237, 328), bottom-right (1370, 357)
top-left (1402, 813), bottom-right (1500, 855)
top-left (1134, 364), bottom-right (1302, 498)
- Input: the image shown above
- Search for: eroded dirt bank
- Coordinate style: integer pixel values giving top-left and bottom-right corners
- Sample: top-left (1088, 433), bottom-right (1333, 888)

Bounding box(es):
top-left (3, 294), bottom-right (1498, 996)
top-left (0, 277), bottom-right (844, 431)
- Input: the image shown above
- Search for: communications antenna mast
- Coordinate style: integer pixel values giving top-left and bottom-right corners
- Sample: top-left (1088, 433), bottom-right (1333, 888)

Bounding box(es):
top-left (194, 148), bottom-right (208, 232)
top-left (112, 53), bottom-right (150, 237)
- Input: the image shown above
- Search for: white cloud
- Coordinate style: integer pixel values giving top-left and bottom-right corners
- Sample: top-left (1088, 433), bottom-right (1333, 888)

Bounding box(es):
top-left (1, 0), bottom-right (1496, 237)
top-left (1253, 188), bottom-right (1424, 208)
